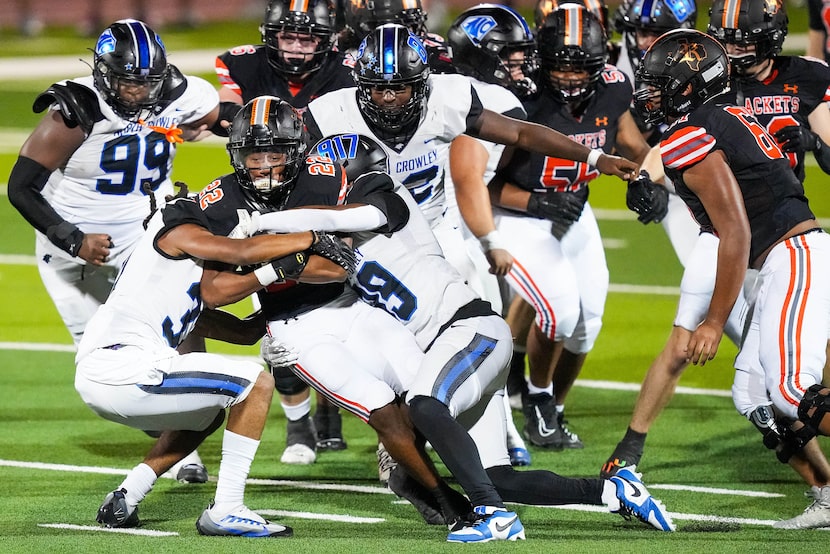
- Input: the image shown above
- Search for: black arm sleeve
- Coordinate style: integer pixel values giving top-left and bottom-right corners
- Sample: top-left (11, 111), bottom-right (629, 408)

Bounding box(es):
top-left (209, 101), bottom-right (242, 137)
top-left (814, 138), bottom-right (830, 175)
top-left (8, 156), bottom-right (84, 256)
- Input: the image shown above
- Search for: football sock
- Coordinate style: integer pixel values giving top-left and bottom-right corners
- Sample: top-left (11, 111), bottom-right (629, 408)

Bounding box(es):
top-left (487, 464), bottom-right (603, 506)
top-left (212, 429), bottom-right (259, 515)
top-left (527, 382), bottom-right (553, 397)
top-left (282, 396), bottom-right (311, 422)
top-left (120, 463), bottom-right (156, 509)
top-left (408, 395), bottom-right (503, 508)
top-left (601, 480), bottom-right (621, 512)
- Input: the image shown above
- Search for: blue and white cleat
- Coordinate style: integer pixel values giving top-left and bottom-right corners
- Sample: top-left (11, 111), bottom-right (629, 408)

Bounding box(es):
top-left (508, 446), bottom-right (532, 467)
top-left (609, 467), bottom-right (675, 531)
top-left (196, 503), bottom-right (293, 537)
top-left (447, 505), bottom-right (525, 543)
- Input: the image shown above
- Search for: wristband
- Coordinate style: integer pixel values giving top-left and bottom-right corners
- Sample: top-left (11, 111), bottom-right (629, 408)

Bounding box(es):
top-left (254, 264), bottom-right (280, 287)
top-left (586, 149), bottom-right (603, 167)
top-left (478, 230), bottom-right (508, 252)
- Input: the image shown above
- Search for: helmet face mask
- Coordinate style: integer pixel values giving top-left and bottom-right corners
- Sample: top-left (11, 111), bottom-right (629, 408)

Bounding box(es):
top-left (261, 0), bottom-right (336, 76)
top-left (634, 29), bottom-right (731, 125)
top-left (707, 0), bottom-right (787, 77)
top-left (227, 96), bottom-right (307, 209)
top-left (92, 19), bottom-right (169, 119)
top-left (354, 24), bottom-right (430, 143)
top-left (447, 4), bottom-right (537, 95)
top-left (537, 5), bottom-right (607, 104)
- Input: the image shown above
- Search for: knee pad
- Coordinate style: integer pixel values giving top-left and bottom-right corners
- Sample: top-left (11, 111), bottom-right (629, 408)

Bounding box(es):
top-left (776, 421), bottom-right (817, 463)
top-left (270, 364), bottom-right (308, 396)
top-left (747, 405), bottom-right (783, 451)
top-left (797, 384), bottom-right (830, 435)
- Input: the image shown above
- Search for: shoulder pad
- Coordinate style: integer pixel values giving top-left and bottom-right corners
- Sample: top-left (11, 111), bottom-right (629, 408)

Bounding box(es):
top-left (158, 64), bottom-right (187, 109)
top-left (32, 81), bottom-right (102, 135)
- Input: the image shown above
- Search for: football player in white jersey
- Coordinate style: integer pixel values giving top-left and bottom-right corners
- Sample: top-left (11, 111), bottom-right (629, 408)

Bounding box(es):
top-left (75, 178), bottom-right (356, 536)
top-left (304, 23), bottom-right (638, 270)
top-left (444, 3), bottom-right (538, 468)
top-left (253, 131), bottom-right (676, 536)
top-left (6, 19), bottom-right (239, 484)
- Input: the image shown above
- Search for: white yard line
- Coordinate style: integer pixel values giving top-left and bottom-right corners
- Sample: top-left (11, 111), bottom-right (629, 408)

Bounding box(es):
top-left (4, 457), bottom-right (790, 530)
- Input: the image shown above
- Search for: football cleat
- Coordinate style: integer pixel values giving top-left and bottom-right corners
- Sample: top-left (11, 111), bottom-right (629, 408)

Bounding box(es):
top-left (446, 505), bottom-right (525, 543)
top-left (196, 503), bottom-right (293, 537)
top-left (376, 442), bottom-right (397, 485)
top-left (609, 467), bottom-right (675, 532)
top-left (601, 445), bottom-right (643, 479)
top-left (387, 465), bottom-right (445, 525)
top-left (557, 412), bottom-right (584, 449)
top-left (96, 488), bottom-right (139, 528)
top-left (281, 416), bottom-right (316, 465)
top-left (508, 447), bottom-right (532, 467)
top-left (176, 463), bottom-right (209, 484)
top-left (773, 486), bottom-right (830, 529)
top-left (522, 393), bottom-right (563, 449)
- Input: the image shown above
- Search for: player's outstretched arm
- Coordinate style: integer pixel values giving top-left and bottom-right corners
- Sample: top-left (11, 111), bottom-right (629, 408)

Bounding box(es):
top-left (472, 109), bottom-right (638, 180)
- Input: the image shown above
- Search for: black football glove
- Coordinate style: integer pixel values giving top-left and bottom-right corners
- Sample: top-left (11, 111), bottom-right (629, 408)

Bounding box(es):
top-left (526, 190), bottom-right (586, 240)
top-left (774, 124), bottom-right (820, 153)
top-left (310, 231), bottom-right (358, 273)
top-left (626, 170), bottom-right (669, 225)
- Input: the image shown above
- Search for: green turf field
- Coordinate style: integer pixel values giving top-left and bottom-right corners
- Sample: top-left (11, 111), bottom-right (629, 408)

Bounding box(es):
top-left (1, 15), bottom-right (830, 553)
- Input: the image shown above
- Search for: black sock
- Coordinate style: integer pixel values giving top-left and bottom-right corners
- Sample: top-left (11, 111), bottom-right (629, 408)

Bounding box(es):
top-left (408, 395), bottom-right (502, 508)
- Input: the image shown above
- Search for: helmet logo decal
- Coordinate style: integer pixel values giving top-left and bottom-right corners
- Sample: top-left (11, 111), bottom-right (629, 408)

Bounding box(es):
top-left (664, 0), bottom-right (695, 24)
top-left (460, 15), bottom-right (497, 45)
top-left (669, 38), bottom-right (706, 71)
top-left (407, 33), bottom-right (428, 64)
top-left (95, 29), bottom-right (116, 55)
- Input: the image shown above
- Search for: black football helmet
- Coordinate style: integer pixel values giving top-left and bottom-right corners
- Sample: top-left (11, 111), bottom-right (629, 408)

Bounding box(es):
top-left (345, 0), bottom-right (428, 38)
top-left (707, 0), bottom-right (788, 74)
top-left (353, 24), bottom-right (430, 143)
top-left (227, 96), bottom-right (308, 209)
top-left (447, 4), bottom-right (537, 95)
top-left (634, 29), bottom-right (731, 125)
top-left (537, 5), bottom-right (608, 104)
top-left (260, 0), bottom-right (336, 76)
top-left (92, 19), bottom-right (170, 119)
top-left (616, 0), bottom-right (697, 67)
top-left (311, 133), bottom-right (389, 183)
top-left (535, 0), bottom-right (609, 29)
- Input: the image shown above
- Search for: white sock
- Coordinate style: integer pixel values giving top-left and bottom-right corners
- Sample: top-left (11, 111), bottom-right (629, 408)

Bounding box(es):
top-left (281, 397), bottom-right (311, 422)
top-left (527, 382), bottom-right (553, 396)
top-left (556, 404), bottom-right (565, 415)
top-left (601, 480), bottom-right (620, 512)
top-left (212, 429), bottom-right (259, 515)
top-left (118, 463), bottom-right (157, 509)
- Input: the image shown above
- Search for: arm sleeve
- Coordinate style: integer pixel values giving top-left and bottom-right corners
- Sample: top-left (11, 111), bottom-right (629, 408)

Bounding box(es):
top-left (257, 204), bottom-right (388, 233)
top-left (8, 156), bottom-right (84, 256)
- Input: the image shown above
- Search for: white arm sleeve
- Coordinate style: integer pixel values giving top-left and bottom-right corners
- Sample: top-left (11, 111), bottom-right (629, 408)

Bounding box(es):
top-left (257, 204), bottom-right (388, 233)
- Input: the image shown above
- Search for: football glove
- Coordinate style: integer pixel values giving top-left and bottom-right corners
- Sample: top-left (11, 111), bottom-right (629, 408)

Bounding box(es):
top-left (774, 124), bottom-right (820, 153)
top-left (310, 231), bottom-right (358, 273)
top-left (526, 190), bottom-right (586, 240)
top-left (626, 171), bottom-right (669, 225)
top-left (261, 334), bottom-right (299, 368)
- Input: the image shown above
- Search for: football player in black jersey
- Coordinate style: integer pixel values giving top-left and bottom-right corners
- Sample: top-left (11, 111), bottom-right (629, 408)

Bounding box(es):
top-left (709, 0), bottom-right (830, 181)
top-left (490, 4), bottom-right (653, 452)
top-left (216, 0), bottom-right (354, 111)
top-left (807, 0), bottom-right (830, 63)
top-left (631, 28), bottom-right (830, 530)
top-left (215, 0), bottom-right (356, 463)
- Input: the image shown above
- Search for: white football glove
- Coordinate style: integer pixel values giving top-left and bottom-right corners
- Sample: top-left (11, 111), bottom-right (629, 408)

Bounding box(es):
top-left (261, 334), bottom-right (299, 367)
top-left (228, 209), bottom-right (262, 239)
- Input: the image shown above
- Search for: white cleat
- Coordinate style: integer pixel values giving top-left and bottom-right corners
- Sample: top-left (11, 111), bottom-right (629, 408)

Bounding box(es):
top-left (773, 486), bottom-right (830, 529)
